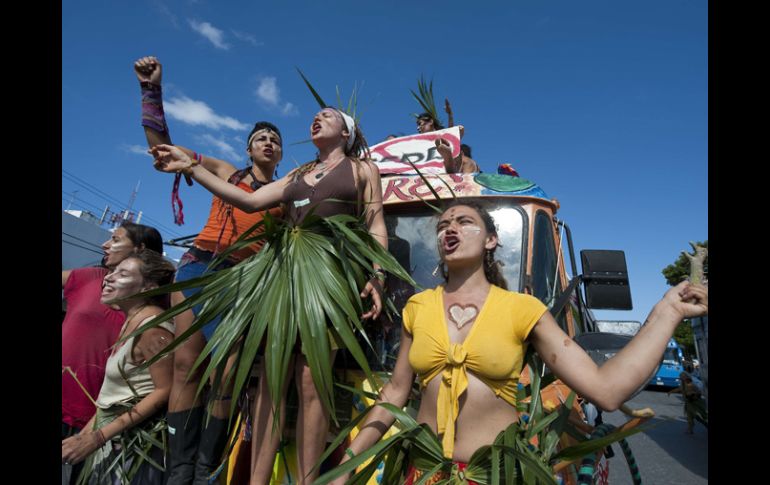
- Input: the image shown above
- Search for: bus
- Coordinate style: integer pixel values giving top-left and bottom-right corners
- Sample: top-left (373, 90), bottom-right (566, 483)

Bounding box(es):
top-left (648, 338), bottom-right (684, 388)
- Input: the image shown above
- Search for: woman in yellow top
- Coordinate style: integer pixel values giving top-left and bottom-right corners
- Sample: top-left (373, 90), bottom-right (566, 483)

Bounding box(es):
top-left (331, 201), bottom-right (708, 484)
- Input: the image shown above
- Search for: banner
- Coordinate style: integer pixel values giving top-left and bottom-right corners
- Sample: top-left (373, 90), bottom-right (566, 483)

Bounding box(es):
top-left (370, 126), bottom-right (461, 175)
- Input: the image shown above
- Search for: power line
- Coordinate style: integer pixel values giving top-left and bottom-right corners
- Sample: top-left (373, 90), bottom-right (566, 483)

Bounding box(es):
top-left (62, 194), bottom-right (109, 215)
top-left (62, 231), bottom-right (105, 251)
top-left (62, 170), bottom-right (129, 211)
top-left (62, 172), bottom-right (184, 239)
top-left (62, 171), bottom-right (183, 237)
top-left (62, 239), bottom-right (104, 255)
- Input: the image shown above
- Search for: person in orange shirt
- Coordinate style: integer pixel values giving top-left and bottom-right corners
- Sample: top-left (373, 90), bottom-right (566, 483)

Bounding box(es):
top-left (134, 56), bottom-right (283, 484)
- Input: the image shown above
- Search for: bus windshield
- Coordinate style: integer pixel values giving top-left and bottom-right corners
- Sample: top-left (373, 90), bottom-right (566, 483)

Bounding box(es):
top-left (662, 347), bottom-right (681, 366)
top-left (384, 204), bottom-right (525, 294)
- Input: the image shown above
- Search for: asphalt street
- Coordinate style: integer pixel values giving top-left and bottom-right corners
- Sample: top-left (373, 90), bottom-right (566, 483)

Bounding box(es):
top-left (598, 388), bottom-right (708, 484)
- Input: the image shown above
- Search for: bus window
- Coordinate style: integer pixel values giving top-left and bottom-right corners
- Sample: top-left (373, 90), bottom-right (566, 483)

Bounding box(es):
top-left (532, 211), bottom-right (569, 333)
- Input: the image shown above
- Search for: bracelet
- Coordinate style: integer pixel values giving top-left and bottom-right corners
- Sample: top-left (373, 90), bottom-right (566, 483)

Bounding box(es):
top-left (345, 447), bottom-right (356, 459)
top-left (94, 429), bottom-right (107, 447)
top-left (180, 153), bottom-right (201, 176)
top-left (373, 268), bottom-right (386, 282)
top-left (139, 81), bottom-right (161, 91)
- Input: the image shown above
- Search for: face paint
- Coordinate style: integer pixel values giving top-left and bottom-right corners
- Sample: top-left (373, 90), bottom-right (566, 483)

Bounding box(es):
top-left (101, 259), bottom-right (145, 304)
top-left (113, 274), bottom-right (140, 290)
top-left (102, 228), bottom-right (138, 269)
top-left (107, 239), bottom-right (132, 255)
top-left (461, 225), bottom-right (482, 236)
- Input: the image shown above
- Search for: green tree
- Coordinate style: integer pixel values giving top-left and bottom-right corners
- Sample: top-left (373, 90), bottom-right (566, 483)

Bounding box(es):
top-left (673, 319), bottom-right (696, 358)
top-left (662, 240), bottom-right (708, 286)
top-left (662, 242), bottom-right (706, 360)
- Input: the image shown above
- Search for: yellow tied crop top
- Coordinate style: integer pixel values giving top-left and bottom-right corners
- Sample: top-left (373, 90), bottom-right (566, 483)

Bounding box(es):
top-left (403, 285), bottom-right (547, 458)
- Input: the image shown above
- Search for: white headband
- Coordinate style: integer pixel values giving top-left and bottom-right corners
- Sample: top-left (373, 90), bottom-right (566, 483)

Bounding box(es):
top-left (247, 128), bottom-right (281, 149)
top-left (327, 108), bottom-right (356, 150)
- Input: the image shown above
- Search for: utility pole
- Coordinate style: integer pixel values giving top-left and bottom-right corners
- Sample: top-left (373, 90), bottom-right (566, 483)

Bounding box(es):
top-left (66, 191), bottom-right (78, 211)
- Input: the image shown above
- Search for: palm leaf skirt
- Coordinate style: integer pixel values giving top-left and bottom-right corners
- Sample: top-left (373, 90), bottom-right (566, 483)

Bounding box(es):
top-left (123, 212), bottom-right (416, 423)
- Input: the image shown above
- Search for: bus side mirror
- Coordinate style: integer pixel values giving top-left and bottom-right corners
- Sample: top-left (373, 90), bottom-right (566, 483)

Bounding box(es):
top-left (581, 250), bottom-right (632, 310)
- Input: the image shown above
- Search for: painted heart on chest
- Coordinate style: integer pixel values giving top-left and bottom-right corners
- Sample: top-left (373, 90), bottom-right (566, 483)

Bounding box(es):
top-left (448, 304), bottom-right (479, 330)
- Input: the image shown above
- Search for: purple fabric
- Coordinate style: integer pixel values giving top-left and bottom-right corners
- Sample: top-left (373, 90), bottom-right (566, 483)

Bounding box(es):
top-left (141, 83), bottom-right (168, 133)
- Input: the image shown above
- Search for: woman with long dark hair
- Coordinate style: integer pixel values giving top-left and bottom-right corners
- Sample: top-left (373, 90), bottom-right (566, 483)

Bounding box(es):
top-left (62, 222), bottom-right (163, 485)
top-left (327, 201), bottom-right (707, 484)
top-left (149, 104), bottom-right (402, 485)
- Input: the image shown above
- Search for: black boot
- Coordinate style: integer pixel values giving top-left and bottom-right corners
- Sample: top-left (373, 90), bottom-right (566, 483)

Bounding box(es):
top-left (166, 407), bottom-right (204, 485)
top-left (192, 415), bottom-right (230, 485)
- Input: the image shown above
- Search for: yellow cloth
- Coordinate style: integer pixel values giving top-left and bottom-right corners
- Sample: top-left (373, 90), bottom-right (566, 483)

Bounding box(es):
top-left (403, 285), bottom-right (547, 458)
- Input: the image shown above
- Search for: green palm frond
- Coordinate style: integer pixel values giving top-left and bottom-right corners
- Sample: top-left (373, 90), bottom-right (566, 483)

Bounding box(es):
top-left (316, 359), bottom-right (650, 484)
top-left (297, 67), bottom-right (328, 108)
top-left (410, 74), bottom-right (441, 125)
top-left (297, 67), bottom-right (363, 123)
top-left (336, 81), bottom-right (363, 123)
top-left (76, 406), bottom-right (167, 485)
top-left (122, 211), bottom-right (416, 426)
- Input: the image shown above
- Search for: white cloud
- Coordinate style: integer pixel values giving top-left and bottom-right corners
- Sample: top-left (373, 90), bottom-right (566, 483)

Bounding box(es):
top-left (165, 96), bottom-right (248, 130)
top-left (231, 30), bottom-right (263, 47)
top-left (188, 19), bottom-right (230, 50)
top-left (121, 144), bottom-right (152, 157)
top-left (255, 77), bottom-right (298, 117)
top-left (197, 134), bottom-right (241, 161)
top-left (256, 77), bottom-right (280, 106)
top-left (281, 102), bottom-right (298, 116)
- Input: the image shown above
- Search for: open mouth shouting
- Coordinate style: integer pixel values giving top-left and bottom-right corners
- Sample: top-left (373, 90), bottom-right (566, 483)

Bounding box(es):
top-left (440, 231), bottom-right (460, 254)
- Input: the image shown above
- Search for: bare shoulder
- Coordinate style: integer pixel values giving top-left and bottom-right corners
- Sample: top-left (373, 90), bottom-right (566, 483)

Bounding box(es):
top-left (358, 158), bottom-right (382, 185)
top-left (133, 314), bottom-right (174, 361)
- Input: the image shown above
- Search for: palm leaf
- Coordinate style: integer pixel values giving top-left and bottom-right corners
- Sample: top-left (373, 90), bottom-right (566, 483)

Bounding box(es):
top-left (551, 423), bottom-right (651, 462)
top-left (123, 214), bottom-right (416, 432)
top-left (410, 74), bottom-right (440, 125)
top-left (298, 67), bottom-right (362, 123)
top-left (296, 67), bottom-right (327, 108)
top-left (76, 407), bottom-right (166, 485)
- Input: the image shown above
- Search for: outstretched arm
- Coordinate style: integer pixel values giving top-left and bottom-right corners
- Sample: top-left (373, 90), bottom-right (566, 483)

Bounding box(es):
top-left (150, 144), bottom-right (288, 212)
top-left (444, 98), bottom-right (454, 128)
top-left (530, 282), bottom-right (707, 411)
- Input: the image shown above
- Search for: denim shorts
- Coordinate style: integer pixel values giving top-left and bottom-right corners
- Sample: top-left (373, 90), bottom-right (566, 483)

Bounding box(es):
top-left (176, 248), bottom-right (237, 341)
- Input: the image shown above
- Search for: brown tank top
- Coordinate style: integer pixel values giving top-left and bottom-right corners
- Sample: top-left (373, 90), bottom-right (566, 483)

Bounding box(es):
top-left (283, 158), bottom-right (359, 224)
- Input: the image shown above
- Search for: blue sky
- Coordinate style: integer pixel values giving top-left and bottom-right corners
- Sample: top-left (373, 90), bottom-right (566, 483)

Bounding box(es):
top-left (62, 0), bottom-right (707, 325)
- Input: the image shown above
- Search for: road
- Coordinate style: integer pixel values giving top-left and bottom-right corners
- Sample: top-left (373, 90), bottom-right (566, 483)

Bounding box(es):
top-left (598, 388), bottom-right (707, 484)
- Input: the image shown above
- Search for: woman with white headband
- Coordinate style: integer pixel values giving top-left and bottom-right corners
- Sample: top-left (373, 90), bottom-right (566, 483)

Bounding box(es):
top-left (150, 105), bottom-right (390, 485)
